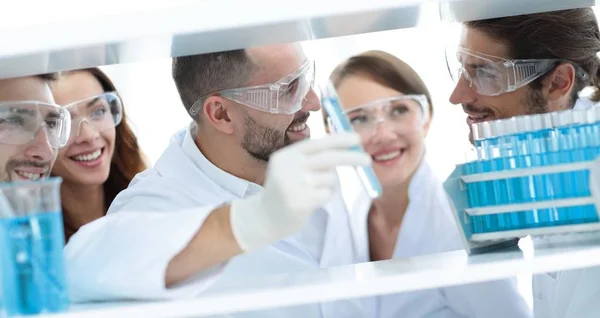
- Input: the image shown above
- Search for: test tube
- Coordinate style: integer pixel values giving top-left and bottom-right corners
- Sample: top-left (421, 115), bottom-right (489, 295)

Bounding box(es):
top-left (591, 107), bottom-right (600, 147)
top-left (319, 81), bottom-right (382, 199)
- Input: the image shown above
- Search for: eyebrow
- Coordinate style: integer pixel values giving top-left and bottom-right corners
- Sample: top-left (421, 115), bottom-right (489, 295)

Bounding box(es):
top-left (86, 97), bottom-right (102, 108)
top-left (44, 111), bottom-right (61, 120)
top-left (0, 107), bottom-right (36, 117)
top-left (465, 62), bottom-right (490, 69)
top-left (66, 96), bottom-right (102, 110)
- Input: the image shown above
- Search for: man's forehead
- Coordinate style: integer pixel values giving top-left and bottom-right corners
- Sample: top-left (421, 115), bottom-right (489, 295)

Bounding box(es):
top-left (247, 43), bottom-right (306, 85)
top-left (460, 26), bottom-right (511, 60)
top-left (0, 102), bottom-right (60, 118)
top-left (0, 76), bottom-right (54, 104)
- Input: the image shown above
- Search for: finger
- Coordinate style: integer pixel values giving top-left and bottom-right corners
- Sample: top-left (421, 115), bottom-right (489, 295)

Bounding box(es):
top-left (295, 132), bottom-right (362, 154)
top-left (306, 187), bottom-right (336, 210)
top-left (300, 170), bottom-right (337, 189)
top-left (305, 150), bottom-right (372, 170)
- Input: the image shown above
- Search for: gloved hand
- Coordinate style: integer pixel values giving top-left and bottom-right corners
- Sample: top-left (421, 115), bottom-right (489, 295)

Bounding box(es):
top-left (230, 132), bottom-right (371, 252)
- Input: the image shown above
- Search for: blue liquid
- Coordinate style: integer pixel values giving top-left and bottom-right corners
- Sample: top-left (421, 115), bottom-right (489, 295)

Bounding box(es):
top-left (470, 205), bottom-right (599, 234)
top-left (320, 82), bottom-right (383, 199)
top-left (0, 212), bottom-right (69, 316)
top-left (463, 119), bottom-right (600, 236)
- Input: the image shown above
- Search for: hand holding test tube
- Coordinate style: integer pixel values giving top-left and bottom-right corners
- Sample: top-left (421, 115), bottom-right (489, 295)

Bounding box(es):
top-left (320, 81), bottom-right (383, 199)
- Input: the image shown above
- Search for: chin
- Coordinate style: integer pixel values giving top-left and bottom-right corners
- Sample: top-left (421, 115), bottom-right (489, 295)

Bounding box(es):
top-left (71, 172), bottom-right (111, 186)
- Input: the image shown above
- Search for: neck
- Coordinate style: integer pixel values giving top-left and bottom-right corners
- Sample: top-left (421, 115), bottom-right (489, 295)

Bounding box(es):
top-left (61, 181), bottom-right (106, 232)
top-left (370, 180), bottom-right (410, 227)
top-left (196, 127), bottom-right (268, 185)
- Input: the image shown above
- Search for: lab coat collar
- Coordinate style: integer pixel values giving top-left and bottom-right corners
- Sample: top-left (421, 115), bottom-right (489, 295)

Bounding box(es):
top-left (573, 96), bottom-right (599, 110)
top-left (407, 152), bottom-right (434, 200)
top-left (349, 154), bottom-right (437, 261)
top-left (180, 122), bottom-right (262, 198)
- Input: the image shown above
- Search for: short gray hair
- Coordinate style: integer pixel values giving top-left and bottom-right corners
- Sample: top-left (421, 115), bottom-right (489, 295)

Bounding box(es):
top-left (172, 49), bottom-right (257, 121)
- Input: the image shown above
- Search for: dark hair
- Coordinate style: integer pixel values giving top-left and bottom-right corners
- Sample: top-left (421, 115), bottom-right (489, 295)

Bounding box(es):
top-left (172, 49), bottom-right (257, 121)
top-left (54, 68), bottom-right (147, 235)
top-left (328, 50), bottom-right (433, 123)
top-left (465, 8), bottom-right (600, 104)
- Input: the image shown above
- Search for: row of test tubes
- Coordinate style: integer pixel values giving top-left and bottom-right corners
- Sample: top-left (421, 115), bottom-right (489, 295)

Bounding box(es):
top-left (462, 107), bottom-right (600, 234)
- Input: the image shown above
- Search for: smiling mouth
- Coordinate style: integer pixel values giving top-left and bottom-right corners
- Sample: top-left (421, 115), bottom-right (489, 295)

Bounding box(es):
top-left (70, 148), bottom-right (103, 162)
top-left (287, 122), bottom-right (308, 132)
top-left (467, 113), bottom-right (493, 124)
top-left (372, 149), bottom-right (405, 163)
top-left (14, 170), bottom-right (46, 180)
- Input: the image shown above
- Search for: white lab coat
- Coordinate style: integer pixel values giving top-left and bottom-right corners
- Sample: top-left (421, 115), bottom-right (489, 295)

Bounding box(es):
top-left (532, 97), bottom-right (600, 318)
top-left (65, 123), bottom-right (365, 317)
top-left (342, 158), bottom-right (532, 318)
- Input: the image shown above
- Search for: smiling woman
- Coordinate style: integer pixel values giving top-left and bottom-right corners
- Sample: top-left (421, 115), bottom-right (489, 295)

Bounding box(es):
top-left (50, 68), bottom-right (147, 242)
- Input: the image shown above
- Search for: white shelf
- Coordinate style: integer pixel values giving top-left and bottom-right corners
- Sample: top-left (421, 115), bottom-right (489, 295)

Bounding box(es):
top-left (29, 234), bottom-right (600, 318)
top-left (0, 0), bottom-right (596, 79)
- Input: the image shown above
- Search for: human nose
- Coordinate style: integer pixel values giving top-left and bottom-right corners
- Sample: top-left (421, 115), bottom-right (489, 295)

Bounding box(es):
top-left (74, 119), bottom-right (100, 143)
top-left (367, 118), bottom-right (397, 144)
top-left (22, 127), bottom-right (55, 162)
top-left (302, 87), bottom-right (321, 112)
top-left (449, 71), bottom-right (477, 106)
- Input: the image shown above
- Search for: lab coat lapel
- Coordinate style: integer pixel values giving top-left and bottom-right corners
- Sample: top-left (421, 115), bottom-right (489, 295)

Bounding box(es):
top-left (154, 137), bottom-right (237, 202)
top-left (338, 167), bottom-right (372, 263)
top-left (319, 190), bottom-right (355, 267)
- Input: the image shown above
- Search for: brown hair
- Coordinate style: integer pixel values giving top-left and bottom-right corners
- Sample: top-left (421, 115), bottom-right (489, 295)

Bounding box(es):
top-left (328, 50), bottom-right (433, 123)
top-left (465, 8), bottom-right (600, 103)
top-left (57, 68), bottom-right (147, 218)
top-left (172, 49), bottom-right (257, 121)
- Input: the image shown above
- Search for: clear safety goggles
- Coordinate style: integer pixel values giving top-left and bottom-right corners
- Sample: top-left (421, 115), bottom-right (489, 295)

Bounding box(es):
top-left (445, 46), bottom-right (589, 96)
top-left (63, 92), bottom-right (123, 142)
top-left (331, 95), bottom-right (429, 137)
top-left (0, 101), bottom-right (71, 149)
top-left (189, 60), bottom-right (316, 116)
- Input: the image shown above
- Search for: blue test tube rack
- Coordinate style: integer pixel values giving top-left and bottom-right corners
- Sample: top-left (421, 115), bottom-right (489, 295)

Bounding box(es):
top-left (444, 107), bottom-right (600, 254)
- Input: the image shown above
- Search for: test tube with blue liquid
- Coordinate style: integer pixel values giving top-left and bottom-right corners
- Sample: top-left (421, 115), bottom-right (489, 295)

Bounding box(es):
top-left (320, 81), bottom-right (383, 199)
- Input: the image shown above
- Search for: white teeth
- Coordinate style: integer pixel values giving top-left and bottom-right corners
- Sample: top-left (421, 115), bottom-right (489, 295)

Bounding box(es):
top-left (16, 171), bottom-right (42, 180)
top-left (374, 151), bottom-right (401, 161)
top-left (73, 149), bottom-right (102, 162)
top-left (470, 114), bottom-right (488, 120)
top-left (288, 123), bottom-right (307, 133)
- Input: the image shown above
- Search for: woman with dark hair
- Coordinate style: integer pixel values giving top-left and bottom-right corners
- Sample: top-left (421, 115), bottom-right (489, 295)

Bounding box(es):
top-left (50, 68), bottom-right (147, 242)
top-left (326, 50), bottom-right (531, 317)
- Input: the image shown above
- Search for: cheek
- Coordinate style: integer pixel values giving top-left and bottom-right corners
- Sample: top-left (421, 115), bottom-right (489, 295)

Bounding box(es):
top-left (51, 148), bottom-right (71, 172)
top-left (273, 115), bottom-right (294, 130)
top-left (495, 91), bottom-right (529, 118)
top-left (0, 146), bottom-right (23, 167)
top-left (405, 132), bottom-right (426, 162)
top-left (103, 127), bottom-right (117, 148)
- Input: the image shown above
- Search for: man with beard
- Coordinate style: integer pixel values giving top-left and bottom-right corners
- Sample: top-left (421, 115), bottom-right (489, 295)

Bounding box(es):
top-left (65, 43), bottom-right (372, 317)
top-left (448, 8), bottom-right (600, 318)
top-left (0, 74), bottom-right (68, 183)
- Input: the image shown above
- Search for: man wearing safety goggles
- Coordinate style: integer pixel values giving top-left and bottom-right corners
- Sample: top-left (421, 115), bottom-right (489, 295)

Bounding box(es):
top-left (65, 42), bottom-right (370, 317)
top-left (0, 74), bottom-right (70, 182)
top-left (448, 8), bottom-right (600, 318)
top-left (447, 9), bottom-right (600, 144)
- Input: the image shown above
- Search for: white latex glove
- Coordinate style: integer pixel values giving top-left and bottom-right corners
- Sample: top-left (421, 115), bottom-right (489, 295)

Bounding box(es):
top-left (230, 132), bottom-right (371, 252)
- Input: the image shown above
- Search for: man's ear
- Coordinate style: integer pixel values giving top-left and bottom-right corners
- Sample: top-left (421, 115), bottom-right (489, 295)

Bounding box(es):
top-left (542, 62), bottom-right (577, 104)
top-left (203, 96), bottom-right (234, 134)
